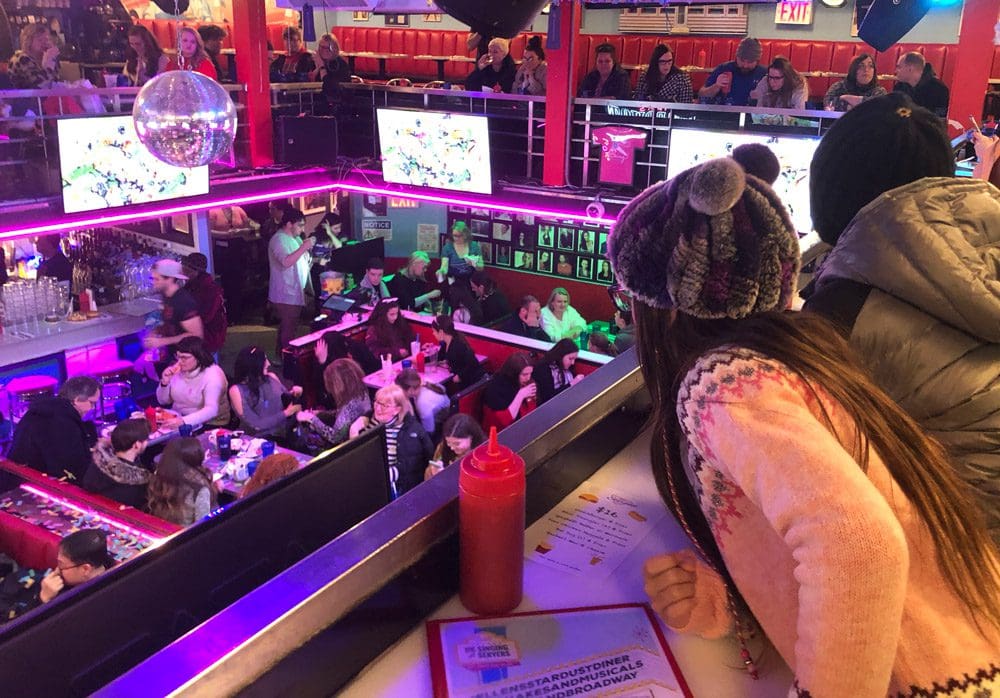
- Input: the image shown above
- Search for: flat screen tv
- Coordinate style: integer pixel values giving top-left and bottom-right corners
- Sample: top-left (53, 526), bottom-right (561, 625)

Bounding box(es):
top-left (376, 108), bottom-right (493, 195)
top-left (57, 115), bottom-right (210, 214)
top-left (666, 129), bottom-right (820, 237)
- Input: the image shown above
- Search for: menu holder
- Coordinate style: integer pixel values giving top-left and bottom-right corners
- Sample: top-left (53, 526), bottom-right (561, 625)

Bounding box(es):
top-left (427, 603), bottom-right (692, 698)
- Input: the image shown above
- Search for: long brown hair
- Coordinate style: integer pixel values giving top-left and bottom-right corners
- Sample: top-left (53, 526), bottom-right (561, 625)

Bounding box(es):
top-left (634, 303), bottom-right (1000, 633)
top-left (147, 437), bottom-right (216, 523)
top-left (764, 56), bottom-right (804, 105)
top-left (323, 357), bottom-right (367, 408)
top-left (125, 25), bottom-right (164, 82)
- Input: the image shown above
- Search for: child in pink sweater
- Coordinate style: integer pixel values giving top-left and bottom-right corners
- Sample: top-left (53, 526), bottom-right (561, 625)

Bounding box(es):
top-left (608, 157), bottom-right (1000, 697)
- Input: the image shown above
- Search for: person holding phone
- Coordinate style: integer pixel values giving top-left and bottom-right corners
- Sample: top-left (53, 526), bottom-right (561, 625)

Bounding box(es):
top-left (698, 37), bottom-right (765, 107)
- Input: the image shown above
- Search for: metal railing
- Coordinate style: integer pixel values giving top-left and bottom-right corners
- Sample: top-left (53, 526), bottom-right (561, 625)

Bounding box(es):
top-left (0, 84), bottom-right (249, 201)
top-left (570, 99), bottom-right (842, 191)
top-left (270, 82), bottom-right (547, 182)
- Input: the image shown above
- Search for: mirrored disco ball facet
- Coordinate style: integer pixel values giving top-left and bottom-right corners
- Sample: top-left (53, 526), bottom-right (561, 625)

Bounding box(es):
top-left (132, 71), bottom-right (237, 168)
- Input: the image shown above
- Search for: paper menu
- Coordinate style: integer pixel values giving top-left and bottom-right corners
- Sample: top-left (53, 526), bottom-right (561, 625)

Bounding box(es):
top-left (525, 481), bottom-right (666, 577)
top-left (426, 604), bottom-right (692, 698)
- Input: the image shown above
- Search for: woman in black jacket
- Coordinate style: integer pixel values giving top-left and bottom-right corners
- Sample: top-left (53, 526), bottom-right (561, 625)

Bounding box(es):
top-left (432, 315), bottom-right (486, 391)
top-left (532, 338), bottom-right (583, 405)
top-left (366, 384), bottom-right (433, 499)
top-left (464, 38), bottom-right (517, 93)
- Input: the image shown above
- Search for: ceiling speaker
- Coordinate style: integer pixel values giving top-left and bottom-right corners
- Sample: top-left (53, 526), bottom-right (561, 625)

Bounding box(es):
top-left (434, 0), bottom-right (549, 39)
top-left (857, 0), bottom-right (932, 52)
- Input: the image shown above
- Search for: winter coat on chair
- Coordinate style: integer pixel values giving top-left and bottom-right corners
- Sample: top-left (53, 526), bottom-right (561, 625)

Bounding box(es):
top-left (803, 176), bottom-right (1000, 545)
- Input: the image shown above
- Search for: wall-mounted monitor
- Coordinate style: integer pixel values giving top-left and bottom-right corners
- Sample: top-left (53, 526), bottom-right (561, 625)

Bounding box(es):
top-left (58, 115), bottom-right (210, 214)
top-left (666, 129), bottom-right (820, 237)
top-left (377, 108), bottom-right (493, 195)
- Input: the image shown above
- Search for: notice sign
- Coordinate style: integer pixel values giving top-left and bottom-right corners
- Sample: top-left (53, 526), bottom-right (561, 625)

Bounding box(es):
top-left (362, 219), bottom-right (392, 241)
top-left (417, 223), bottom-right (440, 254)
top-left (427, 604), bottom-right (692, 698)
top-left (775, 0), bottom-right (812, 24)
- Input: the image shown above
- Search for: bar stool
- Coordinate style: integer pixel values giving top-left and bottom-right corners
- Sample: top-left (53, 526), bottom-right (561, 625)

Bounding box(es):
top-left (5, 375), bottom-right (59, 421)
top-left (93, 359), bottom-right (135, 420)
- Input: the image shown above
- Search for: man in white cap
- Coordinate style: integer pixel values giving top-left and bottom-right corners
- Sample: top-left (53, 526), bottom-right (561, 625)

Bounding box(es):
top-left (138, 259), bottom-right (204, 378)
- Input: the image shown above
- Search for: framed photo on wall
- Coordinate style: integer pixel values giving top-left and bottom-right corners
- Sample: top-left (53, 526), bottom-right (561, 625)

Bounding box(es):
top-left (495, 245), bottom-right (512, 266)
top-left (555, 253), bottom-right (574, 277)
top-left (538, 224), bottom-right (555, 248)
top-left (514, 250), bottom-right (535, 271)
top-left (577, 256), bottom-right (594, 280)
top-left (515, 228), bottom-right (535, 249)
top-left (537, 249), bottom-right (554, 273)
top-left (577, 229), bottom-right (596, 254)
top-left (299, 193), bottom-right (329, 216)
top-left (480, 242), bottom-right (493, 263)
top-left (598, 231), bottom-right (609, 256)
top-left (596, 258), bottom-right (614, 283)
top-left (492, 221), bottom-right (513, 242)
top-left (557, 227), bottom-right (576, 251)
top-left (470, 219), bottom-right (490, 238)
top-left (385, 13), bottom-right (409, 25)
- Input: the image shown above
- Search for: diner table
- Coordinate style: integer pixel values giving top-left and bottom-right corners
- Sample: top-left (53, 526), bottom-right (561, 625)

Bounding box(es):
top-left (362, 352), bottom-right (488, 391)
top-left (197, 432), bottom-right (313, 498)
top-left (340, 51), bottom-right (409, 79)
top-left (412, 54), bottom-right (476, 81)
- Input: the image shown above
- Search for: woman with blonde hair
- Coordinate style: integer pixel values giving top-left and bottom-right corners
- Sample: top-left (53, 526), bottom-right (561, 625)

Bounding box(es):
top-left (540, 287), bottom-right (586, 342)
top-left (166, 26), bottom-right (217, 80)
top-left (465, 37), bottom-right (516, 93)
top-left (10, 24), bottom-right (60, 89)
top-left (388, 250), bottom-right (442, 311)
top-left (364, 384), bottom-right (432, 499)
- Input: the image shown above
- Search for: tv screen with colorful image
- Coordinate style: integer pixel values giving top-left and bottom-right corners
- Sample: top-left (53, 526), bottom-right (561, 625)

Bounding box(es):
top-left (58, 115), bottom-right (210, 214)
top-left (377, 108), bottom-right (493, 195)
top-left (666, 129), bottom-right (821, 237)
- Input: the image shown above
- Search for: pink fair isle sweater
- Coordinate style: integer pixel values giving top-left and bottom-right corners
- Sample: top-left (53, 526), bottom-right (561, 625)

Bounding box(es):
top-left (671, 348), bottom-right (1000, 698)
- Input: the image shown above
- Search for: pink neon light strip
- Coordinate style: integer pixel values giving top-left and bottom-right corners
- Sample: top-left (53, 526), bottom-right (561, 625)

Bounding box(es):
top-left (21, 484), bottom-right (160, 541)
top-left (0, 179), bottom-right (617, 241)
top-left (334, 182), bottom-right (618, 228)
top-left (0, 182), bottom-right (340, 240)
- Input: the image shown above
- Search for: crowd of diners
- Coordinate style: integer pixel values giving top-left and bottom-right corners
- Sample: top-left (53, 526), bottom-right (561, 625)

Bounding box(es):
top-left (1, 22), bottom-right (950, 118)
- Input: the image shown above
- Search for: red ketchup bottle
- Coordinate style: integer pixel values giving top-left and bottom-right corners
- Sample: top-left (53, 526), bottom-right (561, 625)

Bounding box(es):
top-left (415, 350), bottom-right (425, 373)
top-left (459, 427), bottom-right (525, 615)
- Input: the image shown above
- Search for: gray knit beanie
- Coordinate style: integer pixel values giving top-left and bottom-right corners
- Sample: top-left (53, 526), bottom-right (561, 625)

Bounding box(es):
top-left (608, 157), bottom-right (800, 320)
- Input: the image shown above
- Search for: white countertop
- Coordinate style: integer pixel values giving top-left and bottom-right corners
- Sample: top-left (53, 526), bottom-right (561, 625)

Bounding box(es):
top-left (0, 299), bottom-right (154, 368)
top-left (340, 429), bottom-right (793, 698)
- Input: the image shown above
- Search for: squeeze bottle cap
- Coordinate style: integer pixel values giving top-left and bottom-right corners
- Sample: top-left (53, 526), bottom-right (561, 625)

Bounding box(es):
top-left (460, 427), bottom-right (524, 498)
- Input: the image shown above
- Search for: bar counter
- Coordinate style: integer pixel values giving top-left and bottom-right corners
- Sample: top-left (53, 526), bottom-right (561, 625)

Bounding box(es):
top-left (0, 297), bottom-right (158, 368)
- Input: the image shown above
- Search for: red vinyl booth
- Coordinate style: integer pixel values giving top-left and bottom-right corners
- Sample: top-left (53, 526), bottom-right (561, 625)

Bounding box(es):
top-left (0, 461), bottom-right (179, 570)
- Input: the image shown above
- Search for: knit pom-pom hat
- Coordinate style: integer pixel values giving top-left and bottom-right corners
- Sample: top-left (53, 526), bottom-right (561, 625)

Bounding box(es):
top-left (608, 157), bottom-right (801, 320)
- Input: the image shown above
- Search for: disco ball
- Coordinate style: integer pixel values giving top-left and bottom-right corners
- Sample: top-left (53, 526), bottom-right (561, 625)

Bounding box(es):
top-left (132, 71), bottom-right (237, 168)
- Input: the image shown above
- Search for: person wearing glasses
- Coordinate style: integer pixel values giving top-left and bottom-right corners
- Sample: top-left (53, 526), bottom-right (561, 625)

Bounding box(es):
top-left (439, 221), bottom-right (483, 286)
top-left (633, 44), bottom-right (693, 104)
top-left (750, 56), bottom-right (808, 110)
top-left (0, 529), bottom-right (113, 623)
top-left (9, 376), bottom-right (100, 481)
top-left (156, 336), bottom-right (231, 429)
top-left (360, 384), bottom-right (433, 500)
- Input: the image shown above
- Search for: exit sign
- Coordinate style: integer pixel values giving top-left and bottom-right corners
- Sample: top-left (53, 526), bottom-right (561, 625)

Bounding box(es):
top-left (775, 0), bottom-right (812, 24)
